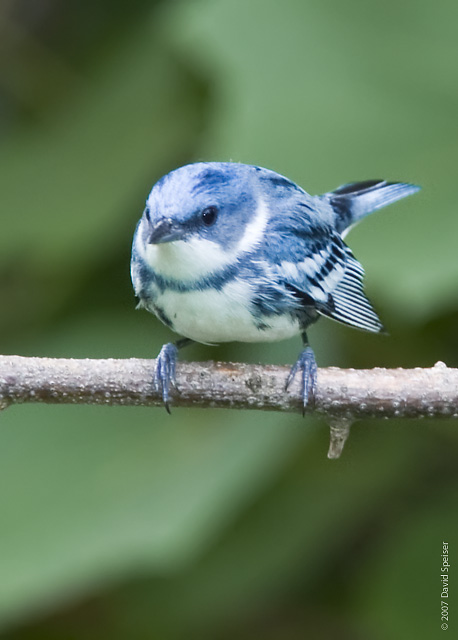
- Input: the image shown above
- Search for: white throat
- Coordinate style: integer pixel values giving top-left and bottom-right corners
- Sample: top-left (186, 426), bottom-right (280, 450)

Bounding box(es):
top-left (139, 198), bottom-right (270, 282)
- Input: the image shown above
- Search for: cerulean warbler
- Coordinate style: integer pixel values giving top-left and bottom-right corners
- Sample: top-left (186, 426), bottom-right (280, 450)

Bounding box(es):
top-left (131, 162), bottom-right (419, 412)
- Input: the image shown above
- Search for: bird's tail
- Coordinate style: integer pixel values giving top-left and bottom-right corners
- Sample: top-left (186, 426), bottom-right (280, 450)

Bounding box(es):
top-left (327, 180), bottom-right (420, 237)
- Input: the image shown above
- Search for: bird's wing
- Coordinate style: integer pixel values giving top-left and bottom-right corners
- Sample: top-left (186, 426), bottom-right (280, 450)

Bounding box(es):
top-left (272, 228), bottom-right (384, 334)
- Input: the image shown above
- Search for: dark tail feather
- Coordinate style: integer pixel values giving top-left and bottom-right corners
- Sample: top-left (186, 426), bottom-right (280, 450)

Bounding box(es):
top-left (327, 180), bottom-right (420, 236)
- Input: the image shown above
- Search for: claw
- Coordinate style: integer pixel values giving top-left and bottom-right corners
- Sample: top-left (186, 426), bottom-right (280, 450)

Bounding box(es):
top-left (154, 342), bottom-right (178, 413)
top-left (285, 346), bottom-right (317, 414)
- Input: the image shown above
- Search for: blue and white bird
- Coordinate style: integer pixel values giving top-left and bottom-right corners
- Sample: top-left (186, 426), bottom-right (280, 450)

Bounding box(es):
top-left (131, 162), bottom-right (419, 412)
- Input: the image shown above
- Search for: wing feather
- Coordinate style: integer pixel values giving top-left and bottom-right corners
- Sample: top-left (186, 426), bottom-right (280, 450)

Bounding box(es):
top-left (274, 231), bottom-right (384, 333)
top-left (316, 247), bottom-right (384, 333)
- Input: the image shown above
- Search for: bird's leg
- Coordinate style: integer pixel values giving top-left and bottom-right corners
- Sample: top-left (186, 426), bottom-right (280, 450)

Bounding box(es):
top-left (285, 332), bottom-right (318, 414)
top-left (154, 338), bottom-right (193, 413)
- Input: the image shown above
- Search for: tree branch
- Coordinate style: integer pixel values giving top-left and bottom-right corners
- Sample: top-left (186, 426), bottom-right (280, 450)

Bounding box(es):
top-left (1, 356), bottom-right (456, 457)
top-left (0, 355), bottom-right (456, 417)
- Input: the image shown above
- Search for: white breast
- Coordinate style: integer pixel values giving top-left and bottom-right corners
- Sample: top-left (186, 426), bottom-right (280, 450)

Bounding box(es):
top-left (154, 279), bottom-right (300, 344)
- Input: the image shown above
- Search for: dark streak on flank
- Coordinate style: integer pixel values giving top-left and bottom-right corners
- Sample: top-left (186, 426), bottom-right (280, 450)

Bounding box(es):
top-left (285, 283), bottom-right (316, 307)
top-left (153, 304), bottom-right (174, 330)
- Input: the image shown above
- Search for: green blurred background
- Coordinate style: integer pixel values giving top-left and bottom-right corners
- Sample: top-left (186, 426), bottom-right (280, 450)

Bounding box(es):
top-left (0, 1), bottom-right (457, 638)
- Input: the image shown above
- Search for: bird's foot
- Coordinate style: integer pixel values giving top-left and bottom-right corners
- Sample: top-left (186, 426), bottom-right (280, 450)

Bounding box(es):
top-left (154, 342), bottom-right (179, 413)
top-left (285, 346), bottom-right (317, 415)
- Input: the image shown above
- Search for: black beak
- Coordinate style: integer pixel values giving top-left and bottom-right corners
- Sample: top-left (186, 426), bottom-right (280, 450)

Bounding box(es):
top-left (147, 218), bottom-right (184, 244)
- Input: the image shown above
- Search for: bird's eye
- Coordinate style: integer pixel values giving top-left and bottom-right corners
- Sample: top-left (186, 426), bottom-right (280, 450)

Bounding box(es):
top-left (144, 207), bottom-right (151, 223)
top-left (201, 206), bottom-right (218, 226)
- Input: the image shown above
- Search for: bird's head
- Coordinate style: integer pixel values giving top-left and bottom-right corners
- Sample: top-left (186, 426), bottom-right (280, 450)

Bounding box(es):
top-left (136, 162), bottom-right (269, 280)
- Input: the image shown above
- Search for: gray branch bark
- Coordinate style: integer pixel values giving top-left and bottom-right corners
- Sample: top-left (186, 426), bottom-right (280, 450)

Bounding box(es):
top-left (0, 355), bottom-right (457, 420)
